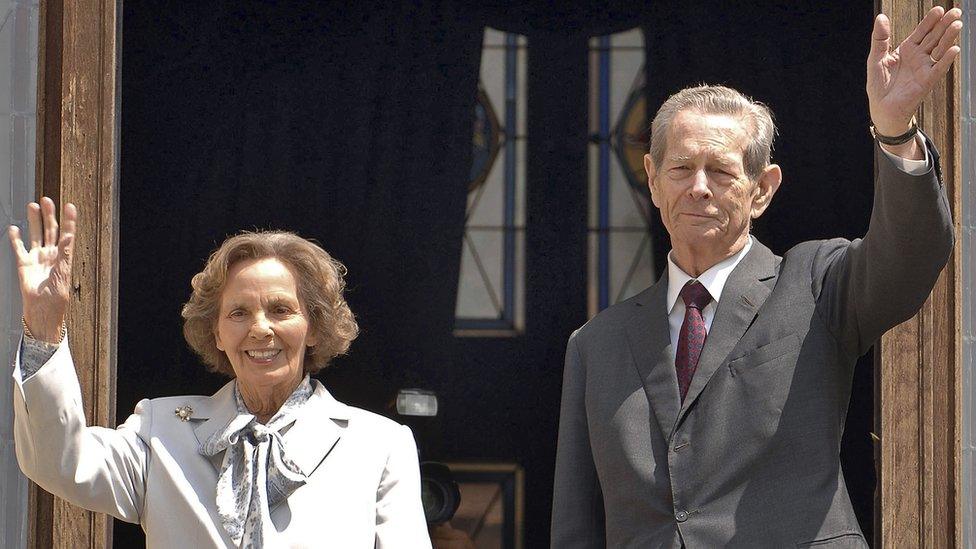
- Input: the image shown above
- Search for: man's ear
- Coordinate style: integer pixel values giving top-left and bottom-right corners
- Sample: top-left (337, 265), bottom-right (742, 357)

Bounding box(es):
top-left (750, 163), bottom-right (782, 219)
top-left (644, 154), bottom-right (661, 208)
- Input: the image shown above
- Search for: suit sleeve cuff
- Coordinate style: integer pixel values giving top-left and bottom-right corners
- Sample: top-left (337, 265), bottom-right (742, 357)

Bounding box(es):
top-left (879, 134), bottom-right (931, 175)
top-left (13, 335), bottom-right (69, 401)
top-left (18, 334), bottom-right (61, 380)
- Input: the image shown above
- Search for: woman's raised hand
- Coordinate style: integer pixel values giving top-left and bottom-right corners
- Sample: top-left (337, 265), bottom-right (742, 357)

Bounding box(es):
top-left (7, 197), bottom-right (77, 343)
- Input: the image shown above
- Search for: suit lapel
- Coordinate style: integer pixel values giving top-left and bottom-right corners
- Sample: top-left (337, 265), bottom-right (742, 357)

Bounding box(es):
top-left (282, 380), bottom-right (350, 477)
top-left (625, 273), bottom-right (682, 441)
top-left (677, 240), bottom-right (778, 425)
top-left (191, 380), bottom-right (239, 472)
top-left (192, 381), bottom-right (237, 444)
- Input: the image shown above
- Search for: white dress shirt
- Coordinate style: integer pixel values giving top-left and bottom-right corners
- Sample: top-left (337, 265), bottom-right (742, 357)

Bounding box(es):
top-left (666, 237), bottom-right (753, 362)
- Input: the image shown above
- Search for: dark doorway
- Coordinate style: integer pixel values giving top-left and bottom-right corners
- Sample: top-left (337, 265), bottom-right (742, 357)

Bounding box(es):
top-left (116, 2), bottom-right (876, 547)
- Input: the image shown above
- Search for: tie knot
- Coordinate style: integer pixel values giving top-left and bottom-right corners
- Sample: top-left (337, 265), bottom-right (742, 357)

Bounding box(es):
top-left (680, 281), bottom-right (712, 310)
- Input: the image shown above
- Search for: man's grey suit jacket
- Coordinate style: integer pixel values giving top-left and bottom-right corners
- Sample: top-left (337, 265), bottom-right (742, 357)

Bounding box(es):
top-left (551, 139), bottom-right (953, 548)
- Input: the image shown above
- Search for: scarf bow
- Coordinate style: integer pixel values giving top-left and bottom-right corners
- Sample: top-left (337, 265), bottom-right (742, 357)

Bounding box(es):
top-left (200, 376), bottom-right (312, 547)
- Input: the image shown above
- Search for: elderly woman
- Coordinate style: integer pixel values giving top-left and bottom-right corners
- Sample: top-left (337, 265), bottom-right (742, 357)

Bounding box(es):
top-left (8, 197), bottom-right (431, 548)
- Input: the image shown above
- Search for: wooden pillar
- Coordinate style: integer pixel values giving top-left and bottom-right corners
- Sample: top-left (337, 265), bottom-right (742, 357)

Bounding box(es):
top-left (876, 1), bottom-right (962, 547)
top-left (30, 0), bottom-right (120, 548)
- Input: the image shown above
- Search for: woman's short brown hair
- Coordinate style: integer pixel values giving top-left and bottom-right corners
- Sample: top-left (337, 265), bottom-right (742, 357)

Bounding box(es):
top-left (181, 230), bottom-right (359, 377)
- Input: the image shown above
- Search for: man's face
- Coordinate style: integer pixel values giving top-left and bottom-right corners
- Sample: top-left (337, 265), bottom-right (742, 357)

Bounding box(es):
top-left (645, 110), bottom-right (769, 263)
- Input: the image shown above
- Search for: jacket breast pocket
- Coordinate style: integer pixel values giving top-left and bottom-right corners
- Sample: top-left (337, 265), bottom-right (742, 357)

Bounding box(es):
top-left (727, 333), bottom-right (800, 376)
top-left (796, 532), bottom-right (868, 548)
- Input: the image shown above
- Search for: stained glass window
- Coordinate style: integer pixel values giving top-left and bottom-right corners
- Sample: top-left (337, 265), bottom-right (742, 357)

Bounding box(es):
top-left (455, 28), bottom-right (526, 335)
top-left (587, 28), bottom-right (654, 317)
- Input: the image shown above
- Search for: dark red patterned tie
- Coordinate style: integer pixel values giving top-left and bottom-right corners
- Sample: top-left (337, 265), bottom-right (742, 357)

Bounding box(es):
top-left (676, 281), bottom-right (712, 403)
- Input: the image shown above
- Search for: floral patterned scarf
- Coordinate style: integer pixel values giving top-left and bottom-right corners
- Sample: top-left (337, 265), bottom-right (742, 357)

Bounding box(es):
top-left (200, 375), bottom-right (313, 547)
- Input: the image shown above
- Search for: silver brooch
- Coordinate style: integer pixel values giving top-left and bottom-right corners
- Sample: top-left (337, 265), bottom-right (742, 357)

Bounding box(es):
top-left (174, 405), bottom-right (194, 422)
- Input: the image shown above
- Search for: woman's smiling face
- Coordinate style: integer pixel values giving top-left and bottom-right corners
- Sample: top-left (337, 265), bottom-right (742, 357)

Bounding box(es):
top-left (214, 257), bottom-right (317, 396)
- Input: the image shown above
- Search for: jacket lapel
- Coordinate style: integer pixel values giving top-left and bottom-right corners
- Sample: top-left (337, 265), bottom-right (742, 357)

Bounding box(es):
top-left (625, 273), bottom-right (682, 441)
top-left (282, 380), bottom-right (350, 477)
top-left (676, 241), bottom-right (778, 425)
top-left (192, 381), bottom-right (237, 447)
top-left (191, 380), bottom-right (239, 472)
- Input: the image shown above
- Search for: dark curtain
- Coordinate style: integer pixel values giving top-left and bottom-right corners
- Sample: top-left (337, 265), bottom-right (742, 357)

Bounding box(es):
top-left (484, 0), bottom-right (647, 35)
top-left (118, 2), bottom-right (482, 545)
top-left (120, 1), bottom-right (484, 408)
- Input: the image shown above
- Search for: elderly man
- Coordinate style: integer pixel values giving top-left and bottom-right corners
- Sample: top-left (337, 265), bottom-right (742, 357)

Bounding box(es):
top-left (551, 8), bottom-right (960, 548)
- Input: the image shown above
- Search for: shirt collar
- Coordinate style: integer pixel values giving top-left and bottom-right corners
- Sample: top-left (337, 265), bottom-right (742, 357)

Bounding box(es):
top-left (667, 236), bottom-right (753, 314)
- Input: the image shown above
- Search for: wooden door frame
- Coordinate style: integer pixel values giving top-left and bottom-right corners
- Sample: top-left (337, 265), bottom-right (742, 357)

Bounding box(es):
top-left (29, 0), bottom-right (120, 547)
top-left (27, 1), bottom-right (962, 547)
top-left (875, 1), bottom-right (962, 547)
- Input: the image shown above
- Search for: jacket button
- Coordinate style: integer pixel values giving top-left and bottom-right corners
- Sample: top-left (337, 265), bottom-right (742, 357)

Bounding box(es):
top-left (675, 510), bottom-right (688, 522)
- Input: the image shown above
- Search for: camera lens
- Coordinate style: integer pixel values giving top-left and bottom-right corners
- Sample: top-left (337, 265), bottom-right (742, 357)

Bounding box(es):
top-left (422, 478), bottom-right (447, 515)
top-left (420, 462), bottom-right (460, 524)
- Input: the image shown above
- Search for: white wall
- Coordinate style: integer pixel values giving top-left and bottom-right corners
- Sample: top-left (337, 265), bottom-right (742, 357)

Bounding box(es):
top-left (0, 0), bottom-right (36, 547)
top-left (962, 2), bottom-right (975, 547)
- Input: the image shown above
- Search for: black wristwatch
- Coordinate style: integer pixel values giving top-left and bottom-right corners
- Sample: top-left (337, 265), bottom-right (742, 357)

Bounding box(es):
top-left (870, 117), bottom-right (918, 146)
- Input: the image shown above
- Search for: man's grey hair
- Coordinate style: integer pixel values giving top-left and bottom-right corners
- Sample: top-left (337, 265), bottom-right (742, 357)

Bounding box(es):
top-left (649, 85), bottom-right (777, 182)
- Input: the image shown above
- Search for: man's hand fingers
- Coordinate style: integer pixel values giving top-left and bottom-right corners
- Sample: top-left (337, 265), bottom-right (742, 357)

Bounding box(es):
top-left (26, 201), bottom-right (41, 250)
top-left (907, 6), bottom-right (945, 45)
top-left (931, 45), bottom-right (961, 79)
top-left (930, 19), bottom-right (963, 61)
top-left (919, 8), bottom-right (962, 53)
top-left (868, 14), bottom-right (891, 64)
top-left (7, 225), bottom-right (29, 264)
top-left (41, 196), bottom-right (58, 248)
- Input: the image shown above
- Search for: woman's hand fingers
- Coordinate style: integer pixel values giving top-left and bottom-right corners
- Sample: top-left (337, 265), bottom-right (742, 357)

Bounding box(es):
top-left (59, 202), bottom-right (77, 239)
top-left (41, 196), bottom-right (58, 248)
top-left (10, 198), bottom-right (79, 285)
top-left (57, 203), bottom-right (77, 274)
top-left (7, 225), bottom-right (29, 265)
top-left (26, 201), bottom-right (41, 250)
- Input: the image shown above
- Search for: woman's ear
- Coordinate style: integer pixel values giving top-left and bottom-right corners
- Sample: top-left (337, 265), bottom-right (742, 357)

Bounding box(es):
top-left (214, 327), bottom-right (224, 352)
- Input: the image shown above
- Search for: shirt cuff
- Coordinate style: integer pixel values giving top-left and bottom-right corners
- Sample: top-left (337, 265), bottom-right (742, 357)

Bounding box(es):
top-left (879, 135), bottom-right (931, 175)
top-left (18, 333), bottom-right (61, 381)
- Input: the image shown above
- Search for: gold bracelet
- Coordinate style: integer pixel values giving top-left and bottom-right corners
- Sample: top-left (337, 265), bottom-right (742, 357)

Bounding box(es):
top-left (22, 316), bottom-right (67, 344)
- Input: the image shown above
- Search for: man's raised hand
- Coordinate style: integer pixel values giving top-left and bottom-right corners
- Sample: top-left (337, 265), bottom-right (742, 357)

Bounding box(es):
top-left (7, 197), bottom-right (77, 343)
top-left (867, 7), bottom-right (962, 137)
